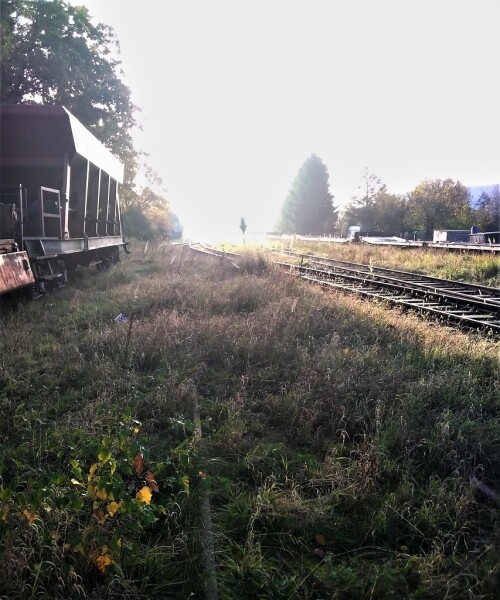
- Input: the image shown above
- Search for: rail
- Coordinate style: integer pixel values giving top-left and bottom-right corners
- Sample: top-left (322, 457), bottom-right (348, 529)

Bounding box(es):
top-left (276, 249), bottom-right (500, 333)
top-left (187, 244), bottom-right (500, 335)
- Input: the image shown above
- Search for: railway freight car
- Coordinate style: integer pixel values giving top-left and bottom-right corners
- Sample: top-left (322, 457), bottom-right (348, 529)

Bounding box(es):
top-left (0, 104), bottom-right (127, 299)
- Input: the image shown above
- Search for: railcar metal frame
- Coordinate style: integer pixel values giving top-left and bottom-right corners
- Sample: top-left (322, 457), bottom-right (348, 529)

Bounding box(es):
top-left (0, 104), bottom-right (126, 298)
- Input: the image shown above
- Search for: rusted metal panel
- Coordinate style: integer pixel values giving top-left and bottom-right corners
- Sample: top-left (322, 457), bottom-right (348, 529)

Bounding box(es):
top-left (0, 251), bottom-right (35, 294)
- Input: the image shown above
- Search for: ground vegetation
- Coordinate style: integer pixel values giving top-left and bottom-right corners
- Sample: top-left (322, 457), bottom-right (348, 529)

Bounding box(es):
top-left (292, 239), bottom-right (500, 287)
top-left (0, 243), bottom-right (499, 599)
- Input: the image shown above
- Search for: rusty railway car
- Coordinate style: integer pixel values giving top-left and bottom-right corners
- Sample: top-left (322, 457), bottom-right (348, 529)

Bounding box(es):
top-left (0, 104), bottom-right (127, 299)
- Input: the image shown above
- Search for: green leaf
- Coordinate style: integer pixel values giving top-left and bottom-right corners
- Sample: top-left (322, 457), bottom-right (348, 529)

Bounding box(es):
top-left (180, 475), bottom-right (190, 495)
top-left (98, 449), bottom-right (112, 463)
top-left (0, 486), bottom-right (14, 501)
top-left (219, 476), bottom-right (232, 495)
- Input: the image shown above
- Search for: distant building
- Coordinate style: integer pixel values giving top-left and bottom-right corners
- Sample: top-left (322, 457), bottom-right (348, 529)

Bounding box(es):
top-left (347, 225), bottom-right (361, 239)
top-left (433, 229), bottom-right (470, 243)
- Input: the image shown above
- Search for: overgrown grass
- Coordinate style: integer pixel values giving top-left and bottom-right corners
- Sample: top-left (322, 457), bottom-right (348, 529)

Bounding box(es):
top-left (0, 242), bottom-right (499, 599)
top-left (283, 240), bottom-right (500, 286)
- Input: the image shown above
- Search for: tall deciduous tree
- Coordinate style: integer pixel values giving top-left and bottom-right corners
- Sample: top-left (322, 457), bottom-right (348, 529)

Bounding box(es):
top-left (367, 191), bottom-right (407, 234)
top-left (277, 154), bottom-right (336, 235)
top-left (407, 179), bottom-right (472, 239)
top-left (0, 0), bottom-right (137, 164)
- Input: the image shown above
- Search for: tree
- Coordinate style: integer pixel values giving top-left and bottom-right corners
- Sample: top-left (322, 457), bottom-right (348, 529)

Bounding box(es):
top-left (122, 206), bottom-right (154, 240)
top-left (369, 191), bottom-right (407, 234)
top-left (339, 169), bottom-right (407, 235)
top-left (341, 193), bottom-right (408, 236)
top-left (123, 188), bottom-right (183, 240)
top-left (122, 204), bottom-right (182, 240)
top-left (0, 0), bottom-right (137, 164)
top-left (121, 178), bottom-right (184, 240)
top-left (122, 186), bottom-right (168, 213)
top-left (355, 169), bottom-right (386, 207)
top-left (474, 186), bottom-right (500, 232)
top-left (277, 154), bottom-right (336, 235)
top-left (406, 179), bottom-right (472, 239)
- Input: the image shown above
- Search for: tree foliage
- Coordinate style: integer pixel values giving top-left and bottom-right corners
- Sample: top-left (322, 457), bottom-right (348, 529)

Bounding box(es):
top-left (123, 206), bottom-right (183, 240)
top-left (406, 179), bottom-right (472, 238)
top-left (122, 184), bottom-right (183, 240)
top-left (122, 185), bottom-right (167, 213)
top-left (0, 0), bottom-right (137, 164)
top-left (340, 173), bottom-right (482, 239)
top-left (474, 186), bottom-right (500, 232)
top-left (340, 170), bottom-right (407, 235)
top-left (277, 154), bottom-right (336, 235)
top-left (369, 192), bottom-right (407, 233)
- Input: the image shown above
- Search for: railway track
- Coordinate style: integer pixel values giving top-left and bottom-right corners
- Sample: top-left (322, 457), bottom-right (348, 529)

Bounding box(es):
top-left (188, 244), bottom-right (500, 335)
top-left (188, 242), bottom-right (239, 259)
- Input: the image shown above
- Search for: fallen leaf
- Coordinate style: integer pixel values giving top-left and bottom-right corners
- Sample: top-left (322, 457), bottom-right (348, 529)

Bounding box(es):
top-left (88, 463), bottom-right (99, 481)
top-left (133, 453), bottom-right (144, 475)
top-left (315, 533), bottom-right (326, 546)
top-left (93, 509), bottom-right (107, 524)
top-left (95, 488), bottom-right (108, 501)
top-left (23, 510), bottom-right (38, 525)
top-left (145, 471), bottom-right (159, 492)
top-left (96, 553), bottom-right (112, 573)
top-left (107, 501), bottom-right (121, 516)
top-left (72, 543), bottom-right (85, 555)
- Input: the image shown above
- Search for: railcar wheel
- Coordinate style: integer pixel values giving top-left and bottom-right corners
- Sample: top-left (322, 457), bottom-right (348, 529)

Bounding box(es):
top-left (23, 281), bottom-right (44, 300)
top-left (56, 262), bottom-right (68, 288)
top-left (110, 247), bottom-right (120, 263)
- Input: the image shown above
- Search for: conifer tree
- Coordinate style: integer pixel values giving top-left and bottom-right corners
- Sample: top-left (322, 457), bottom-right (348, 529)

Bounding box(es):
top-left (277, 154), bottom-right (336, 235)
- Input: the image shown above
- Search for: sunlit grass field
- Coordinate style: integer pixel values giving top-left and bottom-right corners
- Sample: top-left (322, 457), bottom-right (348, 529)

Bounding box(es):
top-left (0, 242), bottom-right (499, 599)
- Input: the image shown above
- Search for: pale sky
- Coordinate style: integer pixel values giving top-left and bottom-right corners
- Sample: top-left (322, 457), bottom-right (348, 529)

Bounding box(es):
top-left (74, 0), bottom-right (500, 240)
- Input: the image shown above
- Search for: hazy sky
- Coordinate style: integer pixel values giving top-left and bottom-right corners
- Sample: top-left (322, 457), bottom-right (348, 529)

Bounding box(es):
top-left (75, 0), bottom-right (500, 240)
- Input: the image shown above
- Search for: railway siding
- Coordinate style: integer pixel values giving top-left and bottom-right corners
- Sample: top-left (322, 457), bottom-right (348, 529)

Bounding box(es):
top-left (190, 244), bottom-right (500, 335)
